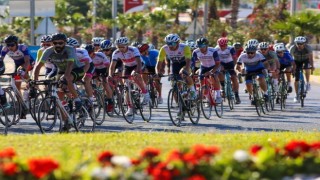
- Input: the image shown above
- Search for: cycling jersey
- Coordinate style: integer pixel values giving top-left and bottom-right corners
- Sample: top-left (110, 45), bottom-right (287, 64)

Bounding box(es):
top-left (192, 47), bottom-right (220, 68)
top-left (1, 44), bottom-right (30, 65)
top-left (237, 52), bottom-right (266, 72)
top-left (158, 43), bottom-right (191, 63)
top-left (215, 46), bottom-right (236, 64)
top-left (36, 47), bottom-right (56, 70)
top-left (141, 49), bottom-right (158, 67)
top-left (76, 47), bottom-right (92, 66)
top-left (40, 45), bottom-right (82, 72)
top-left (277, 52), bottom-right (294, 66)
top-left (289, 44), bottom-right (312, 62)
top-left (112, 46), bottom-right (140, 67)
top-left (260, 50), bottom-right (278, 65)
top-left (92, 52), bottom-right (110, 69)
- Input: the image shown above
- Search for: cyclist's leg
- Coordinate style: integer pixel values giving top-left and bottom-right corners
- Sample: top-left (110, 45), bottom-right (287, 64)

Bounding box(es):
top-left (83, 62), bottom-right (95, 101)
top-left (294, 61), bottom-right (302, 101)
top-left (303, 60), bottom-right (311, 91)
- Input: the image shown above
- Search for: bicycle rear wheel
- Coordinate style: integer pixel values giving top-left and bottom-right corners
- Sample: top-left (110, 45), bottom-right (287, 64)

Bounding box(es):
top-left (167, 88), bottom-right (183, 127)
top-left (199, 87), bottom-right (212, 120)
top-left (93, 89), bottom-right (106, 125)
top-left (74, 97), bottom-right (96, 132)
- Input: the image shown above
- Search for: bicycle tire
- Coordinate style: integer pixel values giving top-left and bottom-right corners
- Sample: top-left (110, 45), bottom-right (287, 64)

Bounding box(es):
top-left (167, 88), bottom-right (183, 127)
top-left (300, 80), bottom-right (305, 107)
top-left (120, 88), bottom-right (135, 124)
top-left (93, 89), bottom-right (106, 125)
top-left (0, 104), bottom-right (8, 135)
top-left (29, 90), bottom-right (45, 122)
top-left (199, 87), bottom-right (212, 120)
top-left (2, 88), bottom-right (19, 127)
top-left (139, 95), bottom-right (152, 122)
top-left (37, 97), bottom-right (59, 133)
top-left (253, 85), bottom-right (262, 116)
top-left (187, 90), bottom-right (200, 124)
top-left (225, 81), bottom-right (234, 110)
top-left (74, 97), bottom-right (96, 132)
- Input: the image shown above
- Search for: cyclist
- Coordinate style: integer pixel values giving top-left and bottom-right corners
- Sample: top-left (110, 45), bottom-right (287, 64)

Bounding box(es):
top-left (236, 45), bottom-right (269, 105)
top-left (216, 37), bottom-right (241, 104)
top-left (0, 35), bottom-right (31, 91)
top-left (258, 42), bottom-right (280, 93)
top-left (274, 44), bottom-right (295, 103)
top-left (67, 37), bottom-right (95, 103)
top-left (193, 37), bottom-right (222, 103)
top-left (138, 43), bottom-right (163, 104)
top-left (92, 37), bottom-right (104, 52)
top-left (247, 39), bottom-right (259, 49)
top-left (156, 33), bottom-right (196, 99)
top-left (131, 41), bottom-right (140, 47)
top-left (0, 52), bottom-right (5, 106)
top-left (33, 33), bottom-right (84, 114)
top-left (187, 41), bottom-right (200, 74)
top-left (289, 36), bottom-right (314, 103)
top-left (108, 37), bottom-right (150, 116)
top-left (36, 35), bottom-right (57, 79)
top-left (87, 43), bottom-right (114, 112)
top-left (233, 42), bottom-right (243, 59)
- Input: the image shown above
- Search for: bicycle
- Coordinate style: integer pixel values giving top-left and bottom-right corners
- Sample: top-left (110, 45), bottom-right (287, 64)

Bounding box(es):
top-left (296, 68), bottom-right (308, 107)
top-left (199, 73), bottom-right (224, 119)
top-left (278, 70), bottom-right (289, 110)
top-left (144, 73), bottom-right (159, 108)
top-left (119, 75), bottom-right (152, 123)
top-left (265, 72), bottom-right (276, 111)
top-left (246, 72), bottom-right (266, 116)
top-left (0, 104), bottom-right (9, 135)
top-left (223, 70), bottom-right (235, 110)
top-left (167, 74), bottom-right (200, 126)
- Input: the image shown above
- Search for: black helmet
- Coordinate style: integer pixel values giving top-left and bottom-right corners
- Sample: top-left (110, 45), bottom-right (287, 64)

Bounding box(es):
top-left (51, 33), bottom-right (67, 41)
top-left (4, 35), bottom-right (19, 44)
top-left (196, 37), bottom-right (209, 46)
top-left (84, 44), bottom-right (95, 53)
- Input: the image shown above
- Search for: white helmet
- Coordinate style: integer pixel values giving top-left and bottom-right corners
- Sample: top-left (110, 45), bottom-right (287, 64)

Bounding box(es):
top-left (247, 39), bottom-right (259, 47)
top-left (148, 44), bottom-right (155, 50)
top-left (274, 44), bottom-right (286, 52)
top-left (165, 34), bottom-right (180, 43)
top-left (187, 42), bottom-right (197, 50)
top-left (258, 42), bottom-right (269, 49)
top-left (294, 36), bottom-right (306, 43)
top-left (115, 37), bottom-right (129, 45)
top-left (91, 37), bottom-right (104, 45)
top-left (67, 37), bottom-right (79, 47)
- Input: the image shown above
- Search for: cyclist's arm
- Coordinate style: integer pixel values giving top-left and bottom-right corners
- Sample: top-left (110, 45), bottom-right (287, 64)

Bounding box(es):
top-left (36, 49), bottom-right (43, 63)
top-left (211, 61), bottom-right (221, 73)
top-left (156, 47), bottom-right (166, 74)
top-left (307, 46), bottom-right (314, 68)
top-left (32, 61), bottom-right (44, 80)
top-left (184, 46), bottom-right (192, 71)
top-left (108, 60), bottom-right (116, 77)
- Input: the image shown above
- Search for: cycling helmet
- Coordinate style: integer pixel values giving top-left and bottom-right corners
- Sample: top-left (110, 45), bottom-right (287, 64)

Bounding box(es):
top-left (84, 44), bottom-right (95, 53)
top-left (40, 35), bottom-right (52, 42)
top-left (51, 33), bottom-right (67, 41)
top-left (4, 35), bottom-right (19, 44)
top-left (294, 36), bottom-right (306, 43)
top-left (164, 34), bottom-right (180, 43)
top-left (115, 37), bottom-right (129, 45)
top-left (245, 45), bottom-right (257, 52)
top-left (274, 44), bottom-right (286, 52)
top-left (138, 43), bottom-right (149, 53)
top-left (258, 42), bottom-right (269, 49)
top-left (196, 37), bottom-right (209, 46)
top-left (185, 39), bottom-right (194, 44)
top-left (217, 37), bottom-right (228, 46)
top-left (233, 42), bottom-right (242, 49)
top-left (67, 37), bottom-right (79, 47)
top-left (188, 42), bottom-right (197, 50)
top-left (247, 39), bottom-right (259, 47)
top-left (131, 41), bottom-right (140, 47)
top-left (92, 37), bottom-right (104, 45)
top-left (148, 44), bottom-right (155, 50)
top-left (100, 40), bottom-right (112, 49)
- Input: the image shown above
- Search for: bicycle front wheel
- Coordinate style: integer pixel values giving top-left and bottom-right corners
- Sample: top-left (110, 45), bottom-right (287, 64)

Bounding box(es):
top-left (139, 99), bottom-right (152, 122)
top-left (226, 83), bottom-right (234, 110)
top-left (93, 89), bottom-right (106, 125)
top-left (299, 80), bottom-right (305, 107)
top-left (199, 87), bottom-right (212, 120)
top-left (167, 88), bottom-right (182, 127)
top-left (187, 93), bottom-right (200, 124)
top-left (37, 97), bottom-right (60, 133)
top-left (74, 97), bottom-right (96, 133)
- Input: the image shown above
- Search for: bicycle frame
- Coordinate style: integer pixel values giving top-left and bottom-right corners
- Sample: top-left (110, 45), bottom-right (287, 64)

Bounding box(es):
top-left (297, 68), bottom-right (306, 107)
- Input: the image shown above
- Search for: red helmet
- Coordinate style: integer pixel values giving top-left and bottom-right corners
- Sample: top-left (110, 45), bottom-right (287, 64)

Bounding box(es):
top-left (217, 37), bottom-right (228, 47)
top-left (138, 43), bottom-right (149, 53)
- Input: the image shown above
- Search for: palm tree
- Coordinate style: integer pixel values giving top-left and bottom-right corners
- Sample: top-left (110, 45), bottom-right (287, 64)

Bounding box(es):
top-left (230, 0), bottom-right (240, 29)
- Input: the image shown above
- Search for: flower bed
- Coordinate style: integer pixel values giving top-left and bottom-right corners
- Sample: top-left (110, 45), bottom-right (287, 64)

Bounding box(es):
top-left (0, 140), bottom-right (319, 179)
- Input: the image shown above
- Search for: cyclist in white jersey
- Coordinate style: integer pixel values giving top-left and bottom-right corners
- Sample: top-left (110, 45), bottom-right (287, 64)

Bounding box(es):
top-left (236, 45), bottom-right (269, 105)
top-left (67, 38), bottom-right (96, 102)
top-left (216, 37), bottom-right (241, 104)
top-left (92, 37), bottom-right (104, 52)
top-left (109, 37), bottom-right (150, 116)
top-left (193, 37), bottom-right (222, 103)
top-left (36, 35), bottom-right (57, 79)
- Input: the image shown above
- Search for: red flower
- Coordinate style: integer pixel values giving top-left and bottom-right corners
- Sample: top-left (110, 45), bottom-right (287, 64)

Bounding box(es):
top-left (192, 144), bottom-right (220, 160)
top-left (131, 158), bottom-right (141, 166)
top-left (150, 162), bottom-right (179, 180)
top-left (284, 140), bottom-right (310, 158)
top-left (310, 142), bottom-right (320, 151)
top-left (182, 152), bottom-right (198, 165)
top-left (187, 174), bottom-right (206, 180)
top-left (140, 147), bottom-right (161, 159)
top-left (166, 149), bottom-right (183, 162)
top-left (0, 147), bottom-right (16, 159)
top-left (97, 151), bottom-right (114, 166)
top-left (28, 157), bottom-right (59, 179)
top-left (250, 145), bottom-right (263, 155)
top-left (1, 162), bottom-right (18, 176)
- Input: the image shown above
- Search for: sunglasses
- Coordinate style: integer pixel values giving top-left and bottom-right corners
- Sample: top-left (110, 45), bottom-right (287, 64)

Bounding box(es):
top-left (167, 42), bottom-right (177, 47)
top-left (103, 49), bottom-right (111, 51)
top-left (276, 51), bottom-right (284, 54)
top-left (6, 43), bottom-right (15, 47)
top-left (53, 41), bottom-right (64, 45)
top-left (42, 43), bottom-right (51, 46)
top-left (247, 52), bottom-right (255, 55)
top-left (94, 44), bottom-right (100, 47)
top-left (297, 43), bottom-right (304, 46)
top-left (198, 44), bottom-right (207, 48)
top-left (117, 46), bottom-right (126, 49)
top-left (260, 48), bottom-right (268, 51)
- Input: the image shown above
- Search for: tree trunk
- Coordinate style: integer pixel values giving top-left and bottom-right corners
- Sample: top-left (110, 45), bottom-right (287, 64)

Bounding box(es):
top-left (174, 11), bottom-right (180, 25)
top-left (230, 0), bottom-right (240, 29)
top-left (278, 0), bottom-right (288, 20)
top-left (208, 0), bottom-right (219, 20)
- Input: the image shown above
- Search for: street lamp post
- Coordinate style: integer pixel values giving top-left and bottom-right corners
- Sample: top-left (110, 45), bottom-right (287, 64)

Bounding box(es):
top-left (30, 0), bottom-right (35, 45)
top-left (112, 0), bottom-right (117, 42)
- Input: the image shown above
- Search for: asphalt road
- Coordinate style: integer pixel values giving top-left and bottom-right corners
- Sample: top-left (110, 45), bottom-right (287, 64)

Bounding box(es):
top-left (1, 77), bottom-right (320, 135)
